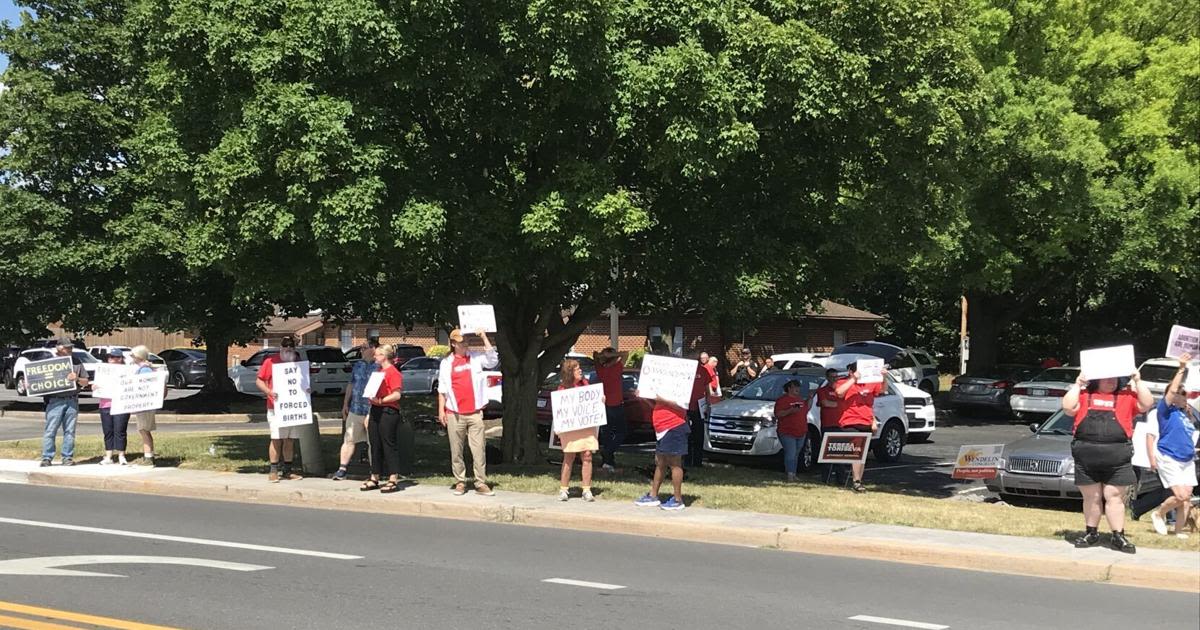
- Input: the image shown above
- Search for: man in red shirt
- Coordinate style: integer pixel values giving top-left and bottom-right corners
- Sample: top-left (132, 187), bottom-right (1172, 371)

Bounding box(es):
top-left (593, 347), bottom-right (630, 473)
top-left (835, 362), bottom-right (885, 493)
top-left (437, 328), bottom-right (499, 496)
top-left (256, 337), bottom-right (307, 483)
top-left (774, 380), bottom-right (810, 481)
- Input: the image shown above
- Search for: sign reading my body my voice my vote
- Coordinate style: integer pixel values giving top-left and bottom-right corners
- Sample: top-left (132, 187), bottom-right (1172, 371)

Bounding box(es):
top-left (551, 383), bottom-right (607, 435)
top-left (272, 361), bottom-right (313, 428)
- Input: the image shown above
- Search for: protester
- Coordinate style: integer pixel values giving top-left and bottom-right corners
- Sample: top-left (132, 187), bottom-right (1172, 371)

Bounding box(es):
top-left (363, 344), bottom-right (405, 493)
top-left (334, 341), bottom-right (377, 481)
top-left (593, 347), bottom-right (630, 473)
top-left (684, 356), bottom-right (710, 468)
top-left (835, 362), bottom-right (884, 493)
top-left (438, 328), bottom-right (499, 496)
top-left (705, 356), bottom-right (720, 397)
top-left (635, 388), bottom-right (688, 511)
top-left (816, 368), bottom-right (844, 482)
top-left (729, 348), bottom-right (758, 389)
top-left (1061, 368), bottom-right (1154, 553)
top-left (96, 352), bottom-right (130, 466)
top-left (126, 346), bottom-right (162, 466)
top-left (774, 379), bottom-right (810, 481)
top-left (699, 352), bottom-right (710, 371)
top-left (761, 357), bottom-right (776, 374)
top-left (555, 359), bottom-right (598, 502)
top-left (1145, 353), bottom-right (1197, 539)
top-left (256, 337), bottom-right (305, 483)
top-left (40, 338), bottom-right (88, 467)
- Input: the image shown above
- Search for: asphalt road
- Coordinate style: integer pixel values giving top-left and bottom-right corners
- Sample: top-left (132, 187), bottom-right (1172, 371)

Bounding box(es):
top-left (0, 484), bottom-right (1195, 630)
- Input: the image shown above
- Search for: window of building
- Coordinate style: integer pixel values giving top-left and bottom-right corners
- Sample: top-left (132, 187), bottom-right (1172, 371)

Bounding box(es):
top-left (366, 327), bottom-right (380, 342)
top-left (647, 325), bottom-right (685, 356)
top-left (339, 329), bottom-right (353, 350)
top-left (832, 329), bottom-right (848, 347)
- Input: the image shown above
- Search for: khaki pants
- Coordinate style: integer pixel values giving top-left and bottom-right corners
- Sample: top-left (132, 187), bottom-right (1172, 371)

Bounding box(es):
top-left (447, 411), bottom-right (487, 485)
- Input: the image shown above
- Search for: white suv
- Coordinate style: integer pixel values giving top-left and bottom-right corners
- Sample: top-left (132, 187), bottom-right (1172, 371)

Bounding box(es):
top-left (10, 348), bottom-right (100, 396)
top-left (1137, 357), bottom-right (1200, 399)
top-left (228, 346), bottom-right (352, 396)
top-left (830, 341), bottom-right (941, 393)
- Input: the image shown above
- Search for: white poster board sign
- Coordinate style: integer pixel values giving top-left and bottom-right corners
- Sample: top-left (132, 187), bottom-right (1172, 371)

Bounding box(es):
top-left (457, 304), bottom-right (497, 333)
top-left (1079, 345), bottom-right (1136, 381)
top-left (362, 372), bottom-right (385, 399)
top-left (856, 358), bottom-right (885, 384)
top-left (636, 354), bottom-right (697, 409)
top-left (271, 361), bottom-right (313, 428)
top-left (110, 371), bottom-right (168, 415)
top-left (92, 363), bottom-right (134, 397)
top-left (1166, 325), bottom-right (1200, 359)
top-left (551, 383), bottom-right (607, 434)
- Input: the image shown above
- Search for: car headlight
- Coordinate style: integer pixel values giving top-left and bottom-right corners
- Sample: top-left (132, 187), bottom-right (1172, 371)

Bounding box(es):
top-left (1063, 459), bottom-right (1074, 476)
top-left (758, 418), bottom-right (775, 429)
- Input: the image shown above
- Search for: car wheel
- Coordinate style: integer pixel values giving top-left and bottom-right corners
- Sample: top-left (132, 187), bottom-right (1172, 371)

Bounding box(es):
top-left (873, 421), bottom-right (905, 462)
top-left (430, 380), bottom-right (438, 395)
top-left (172, 371), bottom-right (187, 389)
top-left (2, 369), bottom-right (12, 389)
top-left (919, 380), bottom-right (936, 394)
top-left (798, 432), bottom-right (818, 472)
top-left (15, 374), bottom-right (27, 397)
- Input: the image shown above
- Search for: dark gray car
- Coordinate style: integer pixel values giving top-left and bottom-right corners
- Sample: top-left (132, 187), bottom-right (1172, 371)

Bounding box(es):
top-left (159, 348), bottom-right (208, 388)
top-left (986, 410), bottom-right (1082, 500)
top-left (399, 356), bottom-right (440, 394)
top-left (949, 364), bottom-right (1039, 414)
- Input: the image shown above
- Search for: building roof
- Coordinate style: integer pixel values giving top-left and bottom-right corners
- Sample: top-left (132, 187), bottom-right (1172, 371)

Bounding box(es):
top-left (263, 316), bottom-right (325, 336)
top-left (803, 300), bottom-right (885, 322)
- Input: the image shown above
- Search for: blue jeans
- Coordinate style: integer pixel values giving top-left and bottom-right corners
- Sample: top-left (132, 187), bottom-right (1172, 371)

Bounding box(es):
top-left (43, 396), bottom-right (79, 460)
top-left (779, 434), bottom-right (805, 475)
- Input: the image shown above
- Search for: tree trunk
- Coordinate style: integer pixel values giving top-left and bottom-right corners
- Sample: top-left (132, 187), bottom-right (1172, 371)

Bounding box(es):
top-left (200, 332), bottom-right (237, 393)
top-left (965, 292), bottom-right (1001, 374)
top-left (498, 358), bottom-right (542, 465)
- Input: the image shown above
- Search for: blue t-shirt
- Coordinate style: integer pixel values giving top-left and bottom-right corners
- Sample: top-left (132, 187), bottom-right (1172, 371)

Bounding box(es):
top-left (1155, 398), bottom-right (1197, 463)
top-left (347, 360), bottom-right (377, 416)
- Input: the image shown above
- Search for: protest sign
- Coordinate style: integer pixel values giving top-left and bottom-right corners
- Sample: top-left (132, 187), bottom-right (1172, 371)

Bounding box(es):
top-left (457, 304), bottom-right (497, 333)
top-left (856, 358), bottom-right (885, 384)
top-left (1166, 325), bottom-right (1199, 359)
top-left (1079, 345), bottom-right (1136, 381)
top-left (951, 444), bottom-right (1004, 480)
top-left (92, 363), bottom-right (134, 397)
top-left (637, 354), bottom-right (698, 408)
top-left (271, 361), bottom-right (313, 428)
top-left (551, 383), bottom-right (607, 434)
top-left (24, 357), bottom-right (76, 396)
top-left (362, 372), bottom-right (385, 399)
top-left (817, 432), bottom-right (871, 465)
top-left (110, 371), bottom-right (168, 415)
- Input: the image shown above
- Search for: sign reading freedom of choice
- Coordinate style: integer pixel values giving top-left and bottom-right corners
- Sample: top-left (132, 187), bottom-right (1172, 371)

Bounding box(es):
top-left (551, 383), bottom-right (607, 434)
top-left (110, 371), bottom-right (168, 415)
top-left (637, 354), bottom-right (698, 409)
top-left (24, 357), bottom-right (76, 396)
top-left (272, 360), bottom-right (313, 428)
top-left (951, 444), bottom-right (1004, 480)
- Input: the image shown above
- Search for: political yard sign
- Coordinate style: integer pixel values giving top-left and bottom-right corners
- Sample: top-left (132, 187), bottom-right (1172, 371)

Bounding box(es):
top-left (951, 444), bottom-right (1004, 480)
top-left (817, 432), bottom-right (871, 465)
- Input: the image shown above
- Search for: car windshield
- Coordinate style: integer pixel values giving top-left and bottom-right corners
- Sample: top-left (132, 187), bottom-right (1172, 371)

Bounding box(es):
top-left (304, 348), bottom-right (346, 364)
top-left (735, 373), bottom-right (822, 400)
top-left (73, 351), bottom-right (99, 363)
top-left (181, 350), bottom-right (205, 359)
top-left (1031, 368), bottom-right (1079, 383)
top-left (1036, 411), bottom-right (1074, 435)
top-left (1139, 364), bottom-right (1182, 384)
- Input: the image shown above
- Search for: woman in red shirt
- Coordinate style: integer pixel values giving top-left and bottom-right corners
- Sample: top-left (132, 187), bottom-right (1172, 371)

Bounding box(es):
top-left (1061, 371), bottom-right (1153, 553)
top-left (555, 359), bottom-right (599, 502)
top-left (774, 380), bottom-right (810, 481)
top-left (363, 344), bottom-right (404, 494)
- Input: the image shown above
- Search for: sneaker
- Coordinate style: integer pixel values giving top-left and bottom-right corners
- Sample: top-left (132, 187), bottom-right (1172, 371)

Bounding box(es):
top-left (268, 471), bottom-right (280, 483)
top-left (558, 489), bottom-right (570, 502)
top-left (634, 494), bottom-right (661, 507)
top-left (1110, 531), bottom-right (1136, 554)
top-left (118, 455), bottom-right (128, 466)
top-left (62, 459), bottom-right (75, 467)
top-left (475, 483), bottom-right (495, 496)
top-left (1151, 511), bottom-right (1169, 536)
top-left (39, 459), bottom-right (51, 468)
top-left (282, 471), bottom-right (303, 481)
top-left (1176, 533), bottom-right (1190, 540)
top-left (1073, 531), bottom-right (1101, 548)
top-left (660, 497), bottom-right (685, 511)
top-left (452, 483), bottom-right (467, 496)
top-left (99, 457), bottom-right (112, 466)
top-left (582, 490), bottom-right (595, 502)
top-left (786, 473), bottom-right (796, 482)
top-left (331, 469), bottom-right (348, 481)
top-left (852, 481), bottom-right (867, 493)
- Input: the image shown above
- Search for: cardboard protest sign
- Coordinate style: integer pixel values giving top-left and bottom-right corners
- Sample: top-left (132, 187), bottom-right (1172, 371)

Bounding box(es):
top-left (856, 358), bottom-right (885, 384)
top-left (1079, 345), bottom-right (1136, 381)
top-left (1166, 325), bottom-right (1199, 359)
top-left (24, 357), bottom-right (76, 396)
top-left (110, 371), bottom-right (168, 415)
top-left (637, 354), bottom-right (698, 409)
top-left (951, 444), bottom-right (1004, 480)
top-left (817, 432), bottom-right (871, 465)
top-left (271, 361), bottom-right (313, 428)
top-left (457, 304), bottom-right (497, 333)
top-left (92, 363), bottom-right (134, 397)
top-left (362, 372), bottom-right (385, 399)
top-left (551, 383), bottom-right (607, 434)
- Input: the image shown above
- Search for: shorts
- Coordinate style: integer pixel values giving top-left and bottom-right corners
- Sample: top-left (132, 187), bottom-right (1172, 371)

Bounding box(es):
top-left (1157, 456), bottom-right (1198, 489)
top-left (655, 424), bottom-right (690, 456)
top-left (133, 412), bottom-right (157, 432)
top-left (559, 427), bottom-right (599, 453)
top-left (345, 412), bottom-right (368, 443)
top-left (1072, 440), bottom-right (1135, 486)
top-left (268, 410), bottom-right (300, 440)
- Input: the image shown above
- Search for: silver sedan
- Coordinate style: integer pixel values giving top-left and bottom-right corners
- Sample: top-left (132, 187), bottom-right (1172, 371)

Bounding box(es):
top-left (399, 356), bottom-right (440, 394)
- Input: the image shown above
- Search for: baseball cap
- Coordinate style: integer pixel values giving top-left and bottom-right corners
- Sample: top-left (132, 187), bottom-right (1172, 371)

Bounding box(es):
top-left (448, 329), bottom-right (465, 343)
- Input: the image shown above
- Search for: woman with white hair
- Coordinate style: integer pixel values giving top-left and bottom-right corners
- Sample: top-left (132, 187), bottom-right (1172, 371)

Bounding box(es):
top-left (128, 346), bottom-right (161, 465)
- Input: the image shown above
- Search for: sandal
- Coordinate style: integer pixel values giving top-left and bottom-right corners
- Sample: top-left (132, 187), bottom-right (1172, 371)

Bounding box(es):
top-left (380, 481), bottom-right (400, 494)
top-left (360, 479), bottom-right (381, 492)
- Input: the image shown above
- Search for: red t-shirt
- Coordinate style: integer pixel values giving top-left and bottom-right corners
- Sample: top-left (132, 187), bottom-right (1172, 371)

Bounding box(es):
top-left (652, 401), bottom-right (687, 434)
top-left (1073, 390), bottom-right (1138, 438)
top-left (704, 364), bottom-right (718, 390)
top-left (595, 363), bottom-right (623, 408)
top-left (836, 378), bottom-right (881, 429)
top-left (450, 354), bottom-right (477, 413)
top-left (258, 356), bottom-right (285, 410)
top-left (774, 394), bottom-right (809, 438)
top-left (816, 384), bottom-right (842, 430)
top-left (558, 378), bottom-right (589, 391)
top-left (689, 364), bottom-right (709, 412)
top-left (373, 363), bottom-right (403, 410)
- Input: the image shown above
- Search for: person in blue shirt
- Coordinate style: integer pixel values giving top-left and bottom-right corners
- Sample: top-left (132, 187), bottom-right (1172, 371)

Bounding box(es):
top-left (1146, 353), bottom-right (1198, 538)
top-left (333, 340), bottom-right (378, 481)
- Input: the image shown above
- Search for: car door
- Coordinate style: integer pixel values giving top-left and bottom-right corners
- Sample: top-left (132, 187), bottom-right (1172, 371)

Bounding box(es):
top-left (234, 351), bottom-right (270, 393)
top-left (399, 359), bottom-right (424, 393)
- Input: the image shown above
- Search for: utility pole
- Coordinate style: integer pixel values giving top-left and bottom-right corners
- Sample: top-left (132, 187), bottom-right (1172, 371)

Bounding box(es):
top-left (960, 296), bottom-right (969, 375)
top-left (609, 304), bottom-right (619, 350)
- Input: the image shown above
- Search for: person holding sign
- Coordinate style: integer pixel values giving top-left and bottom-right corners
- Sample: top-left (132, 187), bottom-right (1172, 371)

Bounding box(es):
top-left (633, 390), bottom-right (689, 511)
top-left (1145, 353), bottom-right (1198, 539)
top-left (1061, 365), bottom-right (1153, 553)
top-left (39, 338), bottom-right (88, 467)
top-left (362, 345), bottom-right (405, 493)
top-left (257, 337), bottom-right (307, 483)
top-left (835, 362), bottom-right (885, 493)
top-left (128, 346), bottom-right (163, 466)
top-left (593, 347), bottom-right (630, 473)
top-left (555, 360), bottom-right (599, 502)
top-left (775, 380), bottom-right (811, 482)
top-left (438, 328), bottom-right (500, 496)
top-left (95, 352), bottom-right (131, 466)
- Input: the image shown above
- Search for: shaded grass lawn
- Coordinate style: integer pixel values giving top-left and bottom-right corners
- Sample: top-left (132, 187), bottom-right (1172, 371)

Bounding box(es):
top-left (3, 398), bottom-right (1195, 553)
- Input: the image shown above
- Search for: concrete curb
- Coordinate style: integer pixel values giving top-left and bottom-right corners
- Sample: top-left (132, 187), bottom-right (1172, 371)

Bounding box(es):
top-left (9, 467), bottom-right (1198, 593)
top-left (0, 409), bottom-right (351, 424)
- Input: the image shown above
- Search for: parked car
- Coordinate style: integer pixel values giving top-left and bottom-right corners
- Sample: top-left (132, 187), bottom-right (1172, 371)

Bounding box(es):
top-left (769, 353), bottom-right (828, 369)
top-left (88, 345), bottom-right (167, 369)
top-left (948, 364), bottom-right (1041, 414)
top-left (158, 348), bottom-right (209, 388)
top-left (398, 356), bottom-right (441, 394)
top-left (1, 345), bottom-right (23, 389)
top-left (228, 345), bottom-right (352, 396)
top-left (1137, 357), bottom-right (1200, 400)
top-left (893, 376), bottom-right (937, 442)
top-left (9, 348), bottom-right (101, 396)
top-left (829, 341), bottom-right (940, 393)
top-left (704, 367), bottom-right (910, 471)
top-left (1008, 366), bottom-right (1081, 422)
top-left (985, 410), bottom-right (1082, 501)
top-left (534, 369), bottom-right (654, 445)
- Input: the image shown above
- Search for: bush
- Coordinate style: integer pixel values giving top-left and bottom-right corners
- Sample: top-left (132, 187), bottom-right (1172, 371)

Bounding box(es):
top-left (626, 348), bottom-right (646, 368)
top-left (427, 344), bottom-right (451, 358)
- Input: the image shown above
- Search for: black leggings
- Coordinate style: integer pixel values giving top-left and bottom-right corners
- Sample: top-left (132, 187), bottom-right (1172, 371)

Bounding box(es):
top-left (368, 406), bottom-right (400, 478)
top-left (100, 408), bottom-right (129, 451)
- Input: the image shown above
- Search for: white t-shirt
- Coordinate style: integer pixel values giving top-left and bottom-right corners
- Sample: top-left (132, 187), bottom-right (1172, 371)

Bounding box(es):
top-left (1131, 410), bottom-right (1159, 469)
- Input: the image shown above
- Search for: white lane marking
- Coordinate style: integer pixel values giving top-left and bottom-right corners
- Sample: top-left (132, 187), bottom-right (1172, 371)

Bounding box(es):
top-left (0, 517), bottom-right (362, 560)
top-left (0, 555), bottom-right (272, 577)
top-left (849, 614), bottom-right (949, 630)
top-left (542, 578), bottom-right (626, 590)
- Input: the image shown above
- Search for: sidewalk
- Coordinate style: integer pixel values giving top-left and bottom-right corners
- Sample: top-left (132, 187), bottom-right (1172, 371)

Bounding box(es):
top-left (1, 458), bottom-right (1196, 593)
